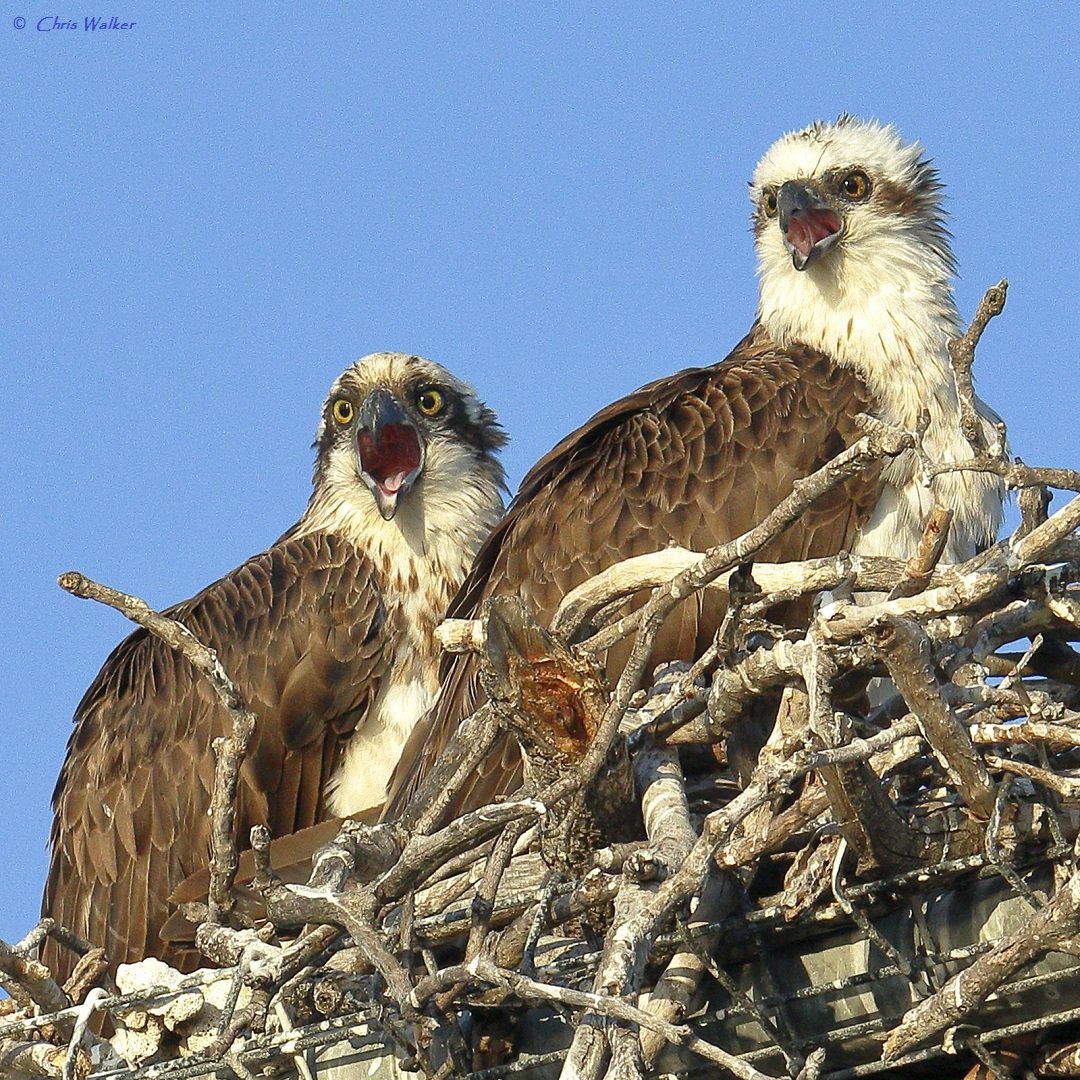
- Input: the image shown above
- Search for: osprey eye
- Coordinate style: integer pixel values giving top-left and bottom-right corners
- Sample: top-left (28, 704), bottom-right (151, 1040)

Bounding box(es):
top-left (332, 399), bottom-right (354, 425)
top-left (417, 388), bottom-right (444, 417)
top-left (840, 170), bottom-right (871, 201)
top-left (762, 189), bottom-right (778, 218)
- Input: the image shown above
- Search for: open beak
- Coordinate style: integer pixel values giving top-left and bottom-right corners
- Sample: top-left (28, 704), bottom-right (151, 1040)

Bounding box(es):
top-left (355, 389), bottom-right (425, 520)
top-left (778, 181), bottom-right (842, 271)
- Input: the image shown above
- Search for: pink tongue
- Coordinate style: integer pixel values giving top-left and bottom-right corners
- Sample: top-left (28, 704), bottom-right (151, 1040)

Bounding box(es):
top-left (381, 470), bottom-right (410, 494)
top-left (786, 209), bottom-right (841, 259)
top-left (358, 421), bottom-right (421, 492)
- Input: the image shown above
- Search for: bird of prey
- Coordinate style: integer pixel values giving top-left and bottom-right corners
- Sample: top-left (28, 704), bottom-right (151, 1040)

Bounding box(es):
top-left (385, 116), bottom-right (1004, 818)
top-left (43, 353), bottom-right (506, 978)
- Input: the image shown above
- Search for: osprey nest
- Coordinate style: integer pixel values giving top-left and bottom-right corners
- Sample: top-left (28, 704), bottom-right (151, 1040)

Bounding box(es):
top-left (9, 285), bottom-right (1080, 1080)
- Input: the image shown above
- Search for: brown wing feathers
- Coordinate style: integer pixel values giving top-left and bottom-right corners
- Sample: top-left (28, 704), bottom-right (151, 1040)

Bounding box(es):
top-left (385, 327), bottom-right (882, 819)
top-left (42, 533), bottom-right (389, 978)
top-left (44, 336), bottom-right (876, 974)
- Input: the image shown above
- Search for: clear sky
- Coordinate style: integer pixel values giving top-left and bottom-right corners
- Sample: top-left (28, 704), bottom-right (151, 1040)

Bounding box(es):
top-left (2, 4), bottom-right (1078, 949)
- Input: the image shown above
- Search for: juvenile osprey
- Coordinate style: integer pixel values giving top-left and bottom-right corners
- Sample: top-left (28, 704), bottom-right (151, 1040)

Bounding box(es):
top-left (385, 116), bottom-right (1004, 818)
top-left (43, 353), bottom-right (506, 977)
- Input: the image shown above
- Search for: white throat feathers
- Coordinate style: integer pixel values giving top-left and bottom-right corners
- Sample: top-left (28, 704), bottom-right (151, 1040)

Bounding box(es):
top-left (298, 352), bottom-right (506, 814)
top-left (751, 117), bottom-right (1004, 562)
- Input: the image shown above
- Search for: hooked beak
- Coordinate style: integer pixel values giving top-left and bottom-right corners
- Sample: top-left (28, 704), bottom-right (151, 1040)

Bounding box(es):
top-left (355, 388), bottom-right (425, 520)
top-left (778, 181), bottom-right (842, 271)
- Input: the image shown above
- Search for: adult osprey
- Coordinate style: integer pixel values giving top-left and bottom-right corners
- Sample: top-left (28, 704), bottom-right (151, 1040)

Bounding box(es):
top-left (385, 116), bottom-right (1004, 818)
top-left (43, 353), bottom-right (506, 978)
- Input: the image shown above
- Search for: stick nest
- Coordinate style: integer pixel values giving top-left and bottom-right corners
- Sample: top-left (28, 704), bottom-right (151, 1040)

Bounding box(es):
top-left (8, 286), bottom-right (1080, 1080)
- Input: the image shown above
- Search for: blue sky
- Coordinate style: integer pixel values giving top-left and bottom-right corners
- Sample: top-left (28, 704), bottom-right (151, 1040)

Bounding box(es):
top-left (2, 4), bottom-right (1078, 949)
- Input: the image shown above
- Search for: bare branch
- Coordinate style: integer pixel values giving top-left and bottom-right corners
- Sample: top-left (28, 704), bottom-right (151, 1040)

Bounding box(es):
top-left (31, 310), bottom-right (1080, 1080)
top-left (818, 487), bottom-right (1080, 643)
top-left (553, 550), bottom-right (928, 642)
top-left (947, 279), bottom-right (1007, 453)
top-left (58, 571), bottom-right (256, 925)
top-left (0, 938), bottom-right (69, 1014)
top-left (397, 704), bottom-right (504, 834)
top-left (0, 1039), bottom-right (80, 1079)
top-left (888, 505), bottom-right (953, 600)
top-left (879, 617), bottom-right (996, 818)
top-left (884, 859), bottom-right (1080, 1060)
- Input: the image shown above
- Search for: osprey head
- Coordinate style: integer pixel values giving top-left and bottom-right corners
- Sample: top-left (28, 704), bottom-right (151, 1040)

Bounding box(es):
top-left (752, 115), bottom-right (952, 272)
top-left (313, 353), bottom-right (506, 523)
top-left (750, 116), bottom-right (959, 360)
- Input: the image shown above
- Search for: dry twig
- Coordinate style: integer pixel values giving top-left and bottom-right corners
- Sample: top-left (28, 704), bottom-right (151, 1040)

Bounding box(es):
top-left (26, 292), bottom-right (1080, 1080)
top-left (57, 572), bottom-right (256, 927)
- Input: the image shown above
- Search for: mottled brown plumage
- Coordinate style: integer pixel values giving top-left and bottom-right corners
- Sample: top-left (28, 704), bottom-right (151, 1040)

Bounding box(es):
top-left (44, 536), bottom-right (384, 975)
top-left (43, 353), bottom-right (505, 978)
top-left (386, 117), bottom-right (1007, 824)
top-left (385, 326), bottom-right (883, 819)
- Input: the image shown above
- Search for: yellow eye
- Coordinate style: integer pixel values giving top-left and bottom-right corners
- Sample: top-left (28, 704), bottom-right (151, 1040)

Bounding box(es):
top-left (762, 189), bottom-right (778, 218)
top-left (840, 170), bottom-right (871, 200)
top-left (417, 388), bottom-right (444, 417)
top-left (332, 398), bottom-right (354, 425)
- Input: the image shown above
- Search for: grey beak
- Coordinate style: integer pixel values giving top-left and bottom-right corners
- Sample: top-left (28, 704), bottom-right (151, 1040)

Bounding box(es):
top-left (355, 389), bottom-right (425, 521)
top-left (776, 181), bottom-right (820, 232)
top-left (777, 181), bottom-right (842, 271)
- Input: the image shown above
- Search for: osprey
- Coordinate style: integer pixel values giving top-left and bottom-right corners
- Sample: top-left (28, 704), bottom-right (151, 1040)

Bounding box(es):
top-left (385, 116), bottom-right (1005, 818)
top-left (43, 353), bottom-right (506, 977)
